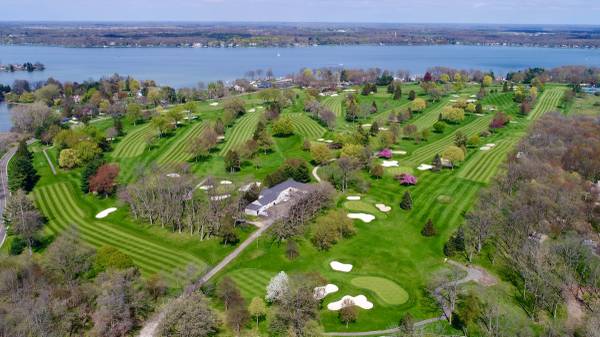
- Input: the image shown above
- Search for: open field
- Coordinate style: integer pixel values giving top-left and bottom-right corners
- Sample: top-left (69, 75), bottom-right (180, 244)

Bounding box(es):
top-left (287, 113), bottom-right (327, 139)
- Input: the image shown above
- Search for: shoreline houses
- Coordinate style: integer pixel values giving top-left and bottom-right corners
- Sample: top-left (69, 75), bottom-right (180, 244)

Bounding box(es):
top-left (244, 179), bottom-right (311, 217)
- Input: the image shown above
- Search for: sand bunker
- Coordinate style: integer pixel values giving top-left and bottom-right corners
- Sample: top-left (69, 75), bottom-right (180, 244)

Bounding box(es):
top-left (317, 138), bottom-right (325, 142)
top-left (379, 127), bottom-right (389, 131)
top-left (314, 284), bottom-right (339, 300)
top-left (331, 93), bottom-right (339, 97)
top-left (220, 180), bottom-right (233, 185)
top-left (199, 184), bottom-right (214, 190)
top-left (361, 123), bottom-right (372, 128)
top-left (327, 295), bottom-right (373, 311)
top-left (166, 173), bottom-right (181, 178)
top-left (210, 194), bottom-right (230, 201)
top-left (209, 102), bottom-right (219, 106)
top-left (486, 143), bottom-right (496, 147)
top-left (470, 95), bottom-right (477, 98)
top-left (343, 89), bottom-right (356, 92)
top-left (382, 160), bottom-right (399, 168)
top-left (417, 164), bottom-right (433, 171)
top-left (391, 150), bottom-right (407, 155)
top-left (452, 94), bottom-right (460, 98)
top-left (248, 108), bottom-right (256, 113)
top-left (96, 207), bottom-right (117, 219)
top-left (346, 196), bottom-right (361, 201)
top-left (347, 213), bottom-right (376, 223)
top-left (450, 99), bottom-right (458, 103)
top-left (480, 146), bottom-right (491, 151)
top-left (467, 99), bottom-right (477, 103)
top-left (475, 113), bottom-right (485, 116)
top-left (324, 140), bottom-right (333, 143)
top-left (375, 204), bottom-right (391, 212)
top-left (330, 261), bottom-right (353, 272)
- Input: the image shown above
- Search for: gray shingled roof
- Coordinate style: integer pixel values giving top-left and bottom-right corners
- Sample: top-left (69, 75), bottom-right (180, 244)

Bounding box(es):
top-left (246, 179), bottom-right (309, 211)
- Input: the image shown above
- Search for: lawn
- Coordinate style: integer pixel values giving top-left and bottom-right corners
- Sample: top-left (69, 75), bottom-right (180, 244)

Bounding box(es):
top-left (350, 276), bottom-right (410, 305)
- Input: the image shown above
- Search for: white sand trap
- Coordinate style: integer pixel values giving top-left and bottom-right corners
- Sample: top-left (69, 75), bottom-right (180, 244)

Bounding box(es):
top-left (361, 123), bottom-right (372, 128)
top-left (319, 93), bottom-right (325, 96)
top-left (510, 121), bottom-right (518, 124)
top-left (392, 150), bottom-right (407, 155)
top-left (375, 204), bottom-right (391, 212)
top-left (325, 140), bottom-right (333, 143)
top-left (470, 95), bottom-right (477, 98)
top-left (417, 164), bottom-right (433, 171)
top-left (450, 99), bottom-right (458, 103)
top-left (379, 127), bottom-right (389, 131)
top-left (452, 94), bottom-right (460, 98)
top-left (248, 108), bottom-right (256, 113)
top-left (347, 213), bottom-right (375, 223)
top-left (257, 106), bottom-right (264, 109)
top-left (330, 261), bottom-right (353, 272)
top-left (209, 102), bottom-right (219, 106)
top-left (475, 113), bottom-right (485, 116)
top-left (331, 93), bottom-right (339, 97)
top-left (220, 180), bottom-right (233, 185)
top-left (486, 143), bottom-right (496, 147)
top-left (217, 136), bottom-right (225, 142)
top-left (199, 185), bottom-right (214, 190)
top-left (480, 146), bottom-right (491, 151)
top-left (166, 173), bottom-right (181, 178)
top-left (317, 138), bottom-right (325, 142)
top-left (96, 207), bottom-right (117, 219)
top-left (343, 89), bottom-right (356, 92)
top-left (467, 99), bottom-right (477, 103)
top-left (382, 160), bottom-right (399, 168)
top-left (210, 194), bottom-right (230, 201)
top-left (328, 295), bottom-right (373, 311)
top-left (314, 284), bottom-right (339, 299)
top-left (346, 196), bottom-right (361, 201)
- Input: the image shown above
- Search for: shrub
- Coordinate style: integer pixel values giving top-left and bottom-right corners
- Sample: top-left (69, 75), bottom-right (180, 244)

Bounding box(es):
top-left (468, 135), bottom-right (480, 147)
top-left (396, 173), bottom-right (417, 186)
top-left (441, 107), bottom-right (465, 123)
top-left (94, 246), bottom-right (135, 272)
top-left (377, 148), bottom-right (392, 159)
top-left (433, 121), bottom-right (447, 133)
top-left (311, 210), bottom-right (356, 251)
top-left (89, 164), bottom-right (120, 196)
top-left (421, 219), bottom-right (437, 236)
top-left (490, 111), bottom-right (510, 129)
top-left (272, 116), bottom-right (294, 136)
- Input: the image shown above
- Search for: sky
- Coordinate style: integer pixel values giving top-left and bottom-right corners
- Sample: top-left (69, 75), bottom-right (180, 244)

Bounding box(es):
top-left (1, 0), bottom-right (598, 25)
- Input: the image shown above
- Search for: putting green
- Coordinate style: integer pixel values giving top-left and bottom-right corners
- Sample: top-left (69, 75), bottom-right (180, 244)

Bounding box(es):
top-left (344, 201), bottom-right (380, 214)
top-left (350, 276), bottom-right (409, 305)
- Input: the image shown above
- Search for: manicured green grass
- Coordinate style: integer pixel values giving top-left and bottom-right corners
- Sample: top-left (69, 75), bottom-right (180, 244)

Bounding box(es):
top-left (227, 268), bottom-right (274, 299)
top-left (350, 276), bottom-right (409, 305)
top-left (33, 182), bottom-right (208, 281)
top-left (527, 87), bottom-right (565, 120)
top-left (406, 115), bottom-right (494, 166)
top-left (322, 95), bottom-right (344, 116)
top-left (411, 99), bottom-right (450, 131)
top-left (112, 123), bottom-right (154, 158)
top-left (344, 201), bottom-right (380, 214)
top-left (219, 111), bottom-right (260, 155)
top-left (287, 113), bottom-right (326, 139)
top-left (457, 136), bottom-right (520, 183)
top-left (384, 166), bottom-right (414, 176)
top-left (156, 121), bottom-right (208, 166)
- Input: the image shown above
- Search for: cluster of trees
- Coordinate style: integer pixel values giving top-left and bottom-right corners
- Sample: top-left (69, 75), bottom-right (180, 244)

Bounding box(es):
top-left (271, 182), bottom-right (335, 243)
top-left (0, 233), bottom-right (164, 337)
top-left (55, 125), bottom-right (106, 169)
top-left (460, 113), bottom-right (600, 335)
top-left (264, 158), bottom-right (311, 187)
top-left (304, 99), bottom-right (336, 128)
top-left (122, 172), bottom-right (243, 242)
top-left (311, 210), bottom-right (356, 250)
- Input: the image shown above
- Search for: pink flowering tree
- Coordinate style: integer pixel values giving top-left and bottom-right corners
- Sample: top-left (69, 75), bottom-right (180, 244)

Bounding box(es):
top-left (378, 148), bottom-right (393, 159)
top-left (396, 173), bottom-right (417, 186)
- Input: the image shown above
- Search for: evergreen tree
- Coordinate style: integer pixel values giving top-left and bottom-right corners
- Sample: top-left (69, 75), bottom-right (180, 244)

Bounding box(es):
top-left (421, 219), bottom-right (437, 237)
top-left (400, 191), bottom-right (412, 210)
top-left (408, 90), bottom-right (416, 101)
top-left (387, 82), bottom-right (395, 94)
top-left (8, 141), bottom-right (38, 192)
top-left (393, 85), bottom-right (402, 100)
top-left (369, 121), bottom-right (379, 136)
top-left (432, 154), bottom-right (442, 172)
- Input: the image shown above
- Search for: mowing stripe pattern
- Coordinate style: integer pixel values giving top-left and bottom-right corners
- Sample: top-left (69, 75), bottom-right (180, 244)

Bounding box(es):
top-left (321, 96), bottom-right (344, 116)
top-left (156, 121), bottom-right (208, 165)
top-left (227, 268), bottom-right (273, 299)
top-left (33, 182), bottom-right (207, 280)
top-left (219, 112), bottom-right (260, 155)
top-left (406, 115), bottom-right (494, 165)
top-left (456, 136), bottom-right (520, 183)
top-left (287, 113), bottom-right (326, 139)
top-left (411, 99), bottom-right (449, 131)
top-left (527, 88), bottom-right (565, 120)
top-left (112, 124), bottom-right (154, 158)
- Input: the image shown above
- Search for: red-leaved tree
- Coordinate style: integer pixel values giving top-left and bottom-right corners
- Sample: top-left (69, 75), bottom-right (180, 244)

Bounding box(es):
top-left (89, 164), bottom-right (120, 196)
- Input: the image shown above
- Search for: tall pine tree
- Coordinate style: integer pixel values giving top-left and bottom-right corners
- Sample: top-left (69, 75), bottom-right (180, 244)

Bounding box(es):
top-left (400, 191), bottom-right (413, 210)
top-left (8, 141), bottom-right (38, 192)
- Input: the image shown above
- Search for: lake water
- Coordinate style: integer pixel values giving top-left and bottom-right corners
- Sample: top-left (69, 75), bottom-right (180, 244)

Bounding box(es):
top-left (0, 44), bottom-right (599, 131)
